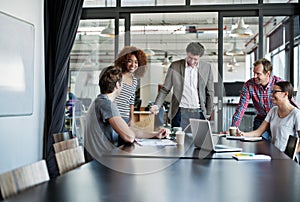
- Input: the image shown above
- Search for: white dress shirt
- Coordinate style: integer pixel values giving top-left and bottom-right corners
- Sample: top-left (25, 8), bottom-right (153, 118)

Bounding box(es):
top-left (179, 63), bottom-right (200, 109)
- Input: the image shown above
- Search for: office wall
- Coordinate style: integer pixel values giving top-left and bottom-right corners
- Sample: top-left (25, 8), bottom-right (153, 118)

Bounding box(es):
top-left (0, 0), bottom-right (45, 174)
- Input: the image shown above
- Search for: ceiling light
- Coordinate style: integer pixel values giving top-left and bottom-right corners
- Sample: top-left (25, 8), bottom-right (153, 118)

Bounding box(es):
top-left (162, 52), bottom-right (171, 67)
top-left (227, 56), bottom-right (239, 67)
top-left (225, 40), bottom-right (245, 56)
top-left (228, 66), bottom-right (235, 72)
top-left (100, 20), bottom-right (114, 37)
top-left (144, 34), bottom-right (155, 56)
top-left (230, 17), bottom-right (253, 37)
top-left (144, 48), bottom-right (155, 56)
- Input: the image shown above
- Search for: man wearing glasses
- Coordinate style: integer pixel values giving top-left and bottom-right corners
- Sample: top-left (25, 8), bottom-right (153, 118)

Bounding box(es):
top-left (231, 58), bottom-right (285, 140)
top-left (150, 42), bottom-right (214, 132)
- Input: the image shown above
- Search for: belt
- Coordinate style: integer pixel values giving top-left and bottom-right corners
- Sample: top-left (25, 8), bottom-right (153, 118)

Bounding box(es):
top-left (180, 107), bottom-right (203, 113)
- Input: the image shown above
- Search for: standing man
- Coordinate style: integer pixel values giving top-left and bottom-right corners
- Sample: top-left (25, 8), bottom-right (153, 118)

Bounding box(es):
top-left (231, 58), bottom-right (283, 140)
top-left (150, 42), bottom-right (214, 131)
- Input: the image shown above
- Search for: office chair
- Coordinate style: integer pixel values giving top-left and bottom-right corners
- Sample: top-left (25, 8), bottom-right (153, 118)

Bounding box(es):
top-left (284, 135), bottom-right (299, 161)
top-left (53, 137), bottom-right (79, 153)
top-left (0, 160), bottom-right (49, 199)
top-left (55, 146), bottom-right (85, 175)
top-left (53, 131), bottom-right (72, 143)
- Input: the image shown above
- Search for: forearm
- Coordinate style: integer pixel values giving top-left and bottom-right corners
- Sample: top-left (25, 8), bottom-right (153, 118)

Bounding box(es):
top-left (243, 130), bottom-right (261, 137)
top-left (130, 126), bottom-right (156, 139)
top-left (131, 127), bottom-right (168, 139)
top-left (242, 121), bottom-right (269, 137)
top-left (129, 105), bottom-right (134, 122)
top-left (109, 117), bottom-right (135, 143)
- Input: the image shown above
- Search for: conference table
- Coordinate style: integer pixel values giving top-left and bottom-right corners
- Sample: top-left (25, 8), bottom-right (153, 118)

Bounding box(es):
top-left (2, 134), bottom-right (299, 202)
top-left (102, 133), bottom-right (289, 160)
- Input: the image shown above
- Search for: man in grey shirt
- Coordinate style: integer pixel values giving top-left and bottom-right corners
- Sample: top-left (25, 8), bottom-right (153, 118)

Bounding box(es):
top-left (150, 42), bottom-right (214, 131)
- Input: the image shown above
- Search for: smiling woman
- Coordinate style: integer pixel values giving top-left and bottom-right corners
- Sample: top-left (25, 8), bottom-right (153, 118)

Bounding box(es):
top-left (242, 81), bottom-right (300, 155)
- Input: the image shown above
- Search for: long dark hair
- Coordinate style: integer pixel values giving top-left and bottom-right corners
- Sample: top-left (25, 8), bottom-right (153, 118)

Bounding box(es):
top-left (275, 81), bottom-right (298, 108)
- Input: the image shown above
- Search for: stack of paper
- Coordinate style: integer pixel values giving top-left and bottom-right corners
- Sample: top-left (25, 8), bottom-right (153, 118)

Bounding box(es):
top-left (226, 135), bottom-right (262, 141)
top-left (232, 153), bottom-right (271, 161)
top-left (135, 139), bottom-right (177, 146)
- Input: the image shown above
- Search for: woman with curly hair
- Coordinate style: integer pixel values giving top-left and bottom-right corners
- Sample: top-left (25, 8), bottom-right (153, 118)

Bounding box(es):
top-left (114, 46), bottom-right (147, 128)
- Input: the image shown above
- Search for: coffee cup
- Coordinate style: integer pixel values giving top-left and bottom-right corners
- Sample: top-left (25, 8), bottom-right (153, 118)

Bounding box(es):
top-left (176, 131), bottom-right (185, 145)
top-left (229, 126), bottom-right (238, 136)
top-left (172, 127), bottom-right (182, 134)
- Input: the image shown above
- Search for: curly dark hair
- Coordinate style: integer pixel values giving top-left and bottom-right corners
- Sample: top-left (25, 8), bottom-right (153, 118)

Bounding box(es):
top-left (114, 46), bottom-right (148, 78)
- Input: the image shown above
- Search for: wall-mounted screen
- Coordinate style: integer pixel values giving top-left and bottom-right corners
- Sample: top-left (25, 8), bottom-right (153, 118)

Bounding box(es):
top-left (0, 11), bottom-right (34, 116)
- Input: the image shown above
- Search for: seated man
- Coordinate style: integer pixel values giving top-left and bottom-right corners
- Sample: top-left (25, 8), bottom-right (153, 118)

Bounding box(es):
top-left (84, 66), bottom-right (168, 160)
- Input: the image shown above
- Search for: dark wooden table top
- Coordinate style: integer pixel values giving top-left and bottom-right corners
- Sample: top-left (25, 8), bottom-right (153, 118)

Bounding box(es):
top-left (3, 158), bottom-right (300, 202)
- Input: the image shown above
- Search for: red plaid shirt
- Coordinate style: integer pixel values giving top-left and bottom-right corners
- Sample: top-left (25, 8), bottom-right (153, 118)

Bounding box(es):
top-left (231, 75), bottom-right (282, 127)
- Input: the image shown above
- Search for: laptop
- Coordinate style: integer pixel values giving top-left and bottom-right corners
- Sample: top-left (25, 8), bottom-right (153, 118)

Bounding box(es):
top-left (190, 119), bottom-right (243, 152)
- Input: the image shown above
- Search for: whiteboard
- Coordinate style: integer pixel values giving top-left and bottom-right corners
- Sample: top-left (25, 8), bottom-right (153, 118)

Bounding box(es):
top-left (0, 11), bottom-right (34, 116)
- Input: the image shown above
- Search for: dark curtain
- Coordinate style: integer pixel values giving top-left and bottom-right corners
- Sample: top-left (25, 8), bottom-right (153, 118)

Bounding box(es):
top-left (44, 0), bottom-right (84, 178)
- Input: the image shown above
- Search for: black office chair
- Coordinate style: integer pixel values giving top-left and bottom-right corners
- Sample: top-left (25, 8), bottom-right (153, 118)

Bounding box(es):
top-left (284, 135), bottom-right (299, 161)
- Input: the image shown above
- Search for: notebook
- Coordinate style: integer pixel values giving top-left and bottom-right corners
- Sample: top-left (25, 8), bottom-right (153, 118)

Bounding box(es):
top-left (232, 153), bottom-right (271, 161)
top-left (190, 119), bottom-right (243, 153)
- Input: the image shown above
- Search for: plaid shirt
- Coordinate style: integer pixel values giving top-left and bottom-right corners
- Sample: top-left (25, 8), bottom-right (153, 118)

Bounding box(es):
top-left (231, 75), bottom-right (282, 127)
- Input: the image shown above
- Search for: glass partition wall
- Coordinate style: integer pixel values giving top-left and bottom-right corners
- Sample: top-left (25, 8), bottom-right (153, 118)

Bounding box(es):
top-left (69, 1), bottom-right (300, 132)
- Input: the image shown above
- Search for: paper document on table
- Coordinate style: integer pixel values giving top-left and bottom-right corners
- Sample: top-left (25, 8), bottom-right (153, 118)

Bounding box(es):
top-left (135, 139), bottom-right (177, 146)
top-left (232, 153), bottom-right (271, 161)
top-left (226, 135), bottom-right (262, 141)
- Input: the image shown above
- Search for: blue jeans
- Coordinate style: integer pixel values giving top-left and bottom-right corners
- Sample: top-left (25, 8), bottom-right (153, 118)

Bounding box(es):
top-left (172, 108), bottom-right (205, 132)
top-left (253, 117), bottom-right (271, 141)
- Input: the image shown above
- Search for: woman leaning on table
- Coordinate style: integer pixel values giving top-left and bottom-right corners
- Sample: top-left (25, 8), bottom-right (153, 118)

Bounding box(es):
top-left (84, 66), bottom-right (168, 159)
top-left (240, 81), bottom-right (300, 154)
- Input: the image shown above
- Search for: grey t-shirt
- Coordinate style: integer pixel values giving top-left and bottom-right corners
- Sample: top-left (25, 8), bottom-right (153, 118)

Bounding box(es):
top-left (84, 94), bottom-right (120, 159)
top-left (94, 94), bottom-right (120, 144)
top-left (265, 106), bottom-right (300, 151)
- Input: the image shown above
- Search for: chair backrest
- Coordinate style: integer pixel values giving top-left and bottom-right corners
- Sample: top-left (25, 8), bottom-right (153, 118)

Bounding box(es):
top-left (53, 132), bottom-right (71, 143)
top-left (53, 137), bottom-right (79, 153)
top-left (55, 146), bottom-right (85, 175)
top-left (0, 160), bottom-right (49, 199)
top-left (284, 135), bottom-right (299, 160)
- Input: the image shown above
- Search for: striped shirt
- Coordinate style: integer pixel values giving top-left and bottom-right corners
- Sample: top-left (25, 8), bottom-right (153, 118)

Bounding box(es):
top-left (114, 77), bottom-right (138, 119)
top-left (232, 75), bottom-right (282, 126)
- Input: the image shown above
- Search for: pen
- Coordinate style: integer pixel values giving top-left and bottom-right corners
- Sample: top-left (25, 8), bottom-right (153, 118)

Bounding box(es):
top-left (134, 139), bottom-right (142, 146)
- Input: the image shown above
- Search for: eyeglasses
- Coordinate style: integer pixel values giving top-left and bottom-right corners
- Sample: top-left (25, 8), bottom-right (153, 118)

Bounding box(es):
top-left (271, 90), bottom-right (284, 94)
